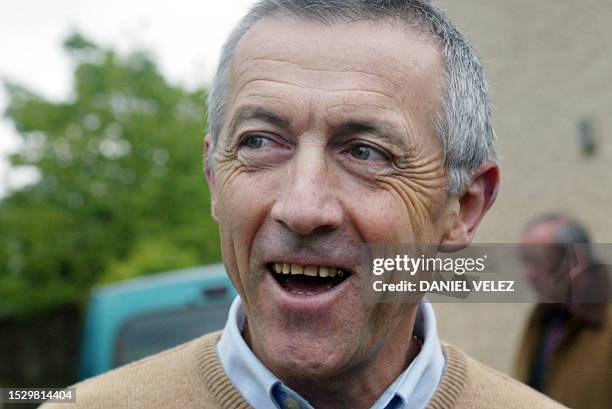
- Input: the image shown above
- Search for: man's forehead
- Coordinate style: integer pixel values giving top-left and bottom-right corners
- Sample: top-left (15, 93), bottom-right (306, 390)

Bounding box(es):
top-left (225, 15), bottom-right (444, 144)
top-left (230, 15), bottom-right (444, 98)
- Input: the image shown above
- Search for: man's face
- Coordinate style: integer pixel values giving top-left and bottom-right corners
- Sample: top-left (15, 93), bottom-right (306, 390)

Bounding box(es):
top-left (209, 17), bottom-right (456, 380)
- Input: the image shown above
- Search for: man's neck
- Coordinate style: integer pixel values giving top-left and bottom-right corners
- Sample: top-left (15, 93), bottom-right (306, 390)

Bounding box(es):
top-left (288, 331), bottom-right (421, 409)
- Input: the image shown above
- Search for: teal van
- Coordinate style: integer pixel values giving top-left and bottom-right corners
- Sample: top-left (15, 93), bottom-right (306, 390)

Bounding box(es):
top-left (78, 264), bottom-right (236, 380)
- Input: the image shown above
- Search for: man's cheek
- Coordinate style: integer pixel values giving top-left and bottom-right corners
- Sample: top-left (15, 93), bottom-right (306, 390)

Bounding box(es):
top-left (376, 176), bottom-right (447, 240)
top-left (217, 225), bottom-right (245, 292)
top-left (216, 191), bottom-right (259, 287)
top-left (354, 185), bottom-right (428, 243)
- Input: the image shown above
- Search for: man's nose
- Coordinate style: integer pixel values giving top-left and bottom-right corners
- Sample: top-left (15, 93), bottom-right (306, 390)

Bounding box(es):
top-left (271, 147), bottom-right (343, 236)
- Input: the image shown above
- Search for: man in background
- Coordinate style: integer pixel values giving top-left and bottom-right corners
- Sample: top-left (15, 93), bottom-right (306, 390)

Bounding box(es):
top-left (516, 214), bottom-right (611, 409)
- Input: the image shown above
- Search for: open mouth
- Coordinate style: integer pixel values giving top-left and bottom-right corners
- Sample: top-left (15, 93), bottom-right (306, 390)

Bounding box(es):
top-left (267, 262), bottom-right (352, 296)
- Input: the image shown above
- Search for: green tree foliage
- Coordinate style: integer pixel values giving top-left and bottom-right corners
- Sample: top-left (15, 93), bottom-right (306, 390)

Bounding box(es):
top-left (0, 33), bottom-right (220, 314)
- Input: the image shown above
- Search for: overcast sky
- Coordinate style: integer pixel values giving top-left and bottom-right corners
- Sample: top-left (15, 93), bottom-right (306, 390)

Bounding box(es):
top-left (0, 0), bottom-right (256, 195)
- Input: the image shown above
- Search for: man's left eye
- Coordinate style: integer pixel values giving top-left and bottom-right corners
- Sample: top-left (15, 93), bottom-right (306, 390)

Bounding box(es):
top-left (348, 144), bottom-right (389, 162)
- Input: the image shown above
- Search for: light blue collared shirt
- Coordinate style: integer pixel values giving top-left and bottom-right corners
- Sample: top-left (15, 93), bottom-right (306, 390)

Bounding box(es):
top-left (217, 296), bottom-right (445, 409)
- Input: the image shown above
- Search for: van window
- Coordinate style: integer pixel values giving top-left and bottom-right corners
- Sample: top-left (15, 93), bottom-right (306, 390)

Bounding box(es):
top-left (113, 303), bottom-right (230, 367)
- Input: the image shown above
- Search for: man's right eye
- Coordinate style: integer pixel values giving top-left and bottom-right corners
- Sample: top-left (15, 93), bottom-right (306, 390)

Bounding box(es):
top-left (236, 133), bottom-right (292, 165)
top-left (240, 134), bottom-right (268, 149)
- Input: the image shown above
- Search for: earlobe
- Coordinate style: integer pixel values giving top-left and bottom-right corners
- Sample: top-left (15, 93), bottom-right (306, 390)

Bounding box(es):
top-left (441, 162), bottom-right (500, 249)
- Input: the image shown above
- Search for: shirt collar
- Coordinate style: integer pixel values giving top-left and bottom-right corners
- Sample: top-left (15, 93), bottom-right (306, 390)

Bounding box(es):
top-left (217, 296), bottom-right (445, 409)
top-left (216, 297), bottom-right (281, 409)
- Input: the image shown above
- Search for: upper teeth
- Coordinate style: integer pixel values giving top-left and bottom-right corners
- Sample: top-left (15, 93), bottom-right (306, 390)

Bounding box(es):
top-left (273, 263), bottom-right (340, 278)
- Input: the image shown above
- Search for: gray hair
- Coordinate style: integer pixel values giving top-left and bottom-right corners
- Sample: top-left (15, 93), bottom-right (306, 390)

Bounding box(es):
top-left (207, 0), bottom-right (497, 195)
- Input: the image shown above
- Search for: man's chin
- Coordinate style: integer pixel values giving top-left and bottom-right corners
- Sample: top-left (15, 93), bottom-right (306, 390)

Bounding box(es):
top-left (243, 267), bottom-right (367, 378)
top-left (246, 318), bottom-right (357, 380)
top-left (263, 340), bottom-right (353, 381)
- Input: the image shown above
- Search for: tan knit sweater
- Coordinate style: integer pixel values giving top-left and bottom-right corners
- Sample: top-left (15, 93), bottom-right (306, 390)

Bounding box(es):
top-left (41, 331), bottom-right (565, 409)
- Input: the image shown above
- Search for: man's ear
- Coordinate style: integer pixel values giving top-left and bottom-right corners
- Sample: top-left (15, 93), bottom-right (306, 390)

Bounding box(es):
top-left (441, 161), bottom-right (500, 249)
top-left (204, 135), bottom-right (219, 222)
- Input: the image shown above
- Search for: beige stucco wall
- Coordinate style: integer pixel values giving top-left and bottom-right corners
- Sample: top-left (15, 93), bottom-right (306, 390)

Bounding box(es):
top-left (431, 0), bottom-right (612, 374)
